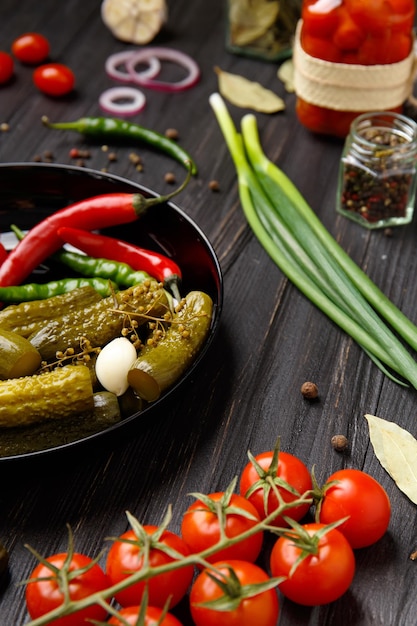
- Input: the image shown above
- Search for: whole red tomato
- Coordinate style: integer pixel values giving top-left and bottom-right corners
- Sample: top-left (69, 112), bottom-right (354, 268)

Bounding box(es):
top-left (0, 51), bottom-right (14, 84)
top-left (190, 559), bottom-right (279, 626)
top-left (180, 489), bottom-right (263, 564)
top-left (239, 449), bottom-right (313, 527)
top-left (107, 605), bottom-right (183, 626)
top-left (33, 63), bottom-right (75, 96)
top-left (270, 522), bottom-right (355, 606)
top-left (270, 523), bottom-right (355, 606)
top-left (317, 468), bottom-right (391, 548)
top-left (12, 32), bottom-right (50, 64)
top-left (105, 525), bottom-right (194, 608)
top-left (25, 552), bottom-right (110, 626)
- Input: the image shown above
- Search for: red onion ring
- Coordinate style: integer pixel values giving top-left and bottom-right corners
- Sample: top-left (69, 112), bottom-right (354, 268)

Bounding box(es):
top-left (99, 86), bottom-right (146, 116)
top-left (105, 50), bottom-right (161, 83)
top-left (125, 47), bottom-right (200, 92)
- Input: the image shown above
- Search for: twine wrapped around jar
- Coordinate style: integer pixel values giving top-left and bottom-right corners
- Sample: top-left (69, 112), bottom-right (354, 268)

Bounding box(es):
top-left (293, 20), bottom-right (417, 112)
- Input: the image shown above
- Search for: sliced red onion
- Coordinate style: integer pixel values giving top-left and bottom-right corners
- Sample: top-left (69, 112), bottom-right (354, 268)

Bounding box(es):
top-left (105, 50), bottom-right (161, 83)
top-left (126, 47), bottom-right (200, 92)
top-left (99, 86), bottom-right (146, 116)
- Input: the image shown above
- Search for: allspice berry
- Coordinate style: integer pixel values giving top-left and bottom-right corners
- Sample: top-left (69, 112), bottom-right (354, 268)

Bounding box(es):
top-left (331, 434), bottom-right (349, 452)
top-left (300, 381), bottom-right (319, 399)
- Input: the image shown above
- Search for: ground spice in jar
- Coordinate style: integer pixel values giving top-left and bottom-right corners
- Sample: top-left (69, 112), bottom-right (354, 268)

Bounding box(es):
top-left (337, 112), bottom-right (417, 229)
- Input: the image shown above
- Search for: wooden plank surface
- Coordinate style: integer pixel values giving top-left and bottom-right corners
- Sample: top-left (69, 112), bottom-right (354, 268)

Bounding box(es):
top-left (1, 1), bottom-right (417, 624)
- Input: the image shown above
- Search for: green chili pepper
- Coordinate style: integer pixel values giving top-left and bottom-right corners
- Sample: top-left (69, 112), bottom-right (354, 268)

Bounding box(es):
top-left (55, 249), bottom-right (152, 287)
top-left (11, 224), bottom-right (153, 288)
top-left (0, 277), bottom-right (117, 302)
top-left (41, 115), bottom-right (198, 175)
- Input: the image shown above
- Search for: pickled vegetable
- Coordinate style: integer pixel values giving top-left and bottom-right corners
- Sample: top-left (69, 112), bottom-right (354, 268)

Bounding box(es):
top-left (0, 390), bottom-right (120, 457)
top-left (128, 291), bottom-right (213, 401)
top-left (0, 285), bottom-right (103, 338)
top-left (0, 365), bottom-right (94, 428)
top-left (295, 0), bottom-right (415, 136)
top-left (0, 329), bottom-right (41, 379)
top-left (29, 280), bottom-right (169, 361)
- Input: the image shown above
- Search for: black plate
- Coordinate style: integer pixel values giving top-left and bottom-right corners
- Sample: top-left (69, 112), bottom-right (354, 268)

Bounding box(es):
top-left (0, 163), bottom-right (223, 462)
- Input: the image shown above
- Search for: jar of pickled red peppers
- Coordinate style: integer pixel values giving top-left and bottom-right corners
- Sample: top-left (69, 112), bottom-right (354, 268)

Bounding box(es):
top-left (293, 0), bottom-right (416, 138)
top-left (337, 112), bottom-right (417, 228)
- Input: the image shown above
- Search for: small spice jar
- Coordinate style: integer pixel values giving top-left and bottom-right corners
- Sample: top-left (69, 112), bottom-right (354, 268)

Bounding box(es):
top-left (336, 112), bottom-right (417, 229)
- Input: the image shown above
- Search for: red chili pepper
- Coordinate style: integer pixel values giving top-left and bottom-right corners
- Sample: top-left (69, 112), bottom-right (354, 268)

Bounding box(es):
top-left (0, 242), bottom-right (8, 266)
top-left (57, 226), bottom-right (182, 300)
top-left (0, 166), bottom-right (191, 288)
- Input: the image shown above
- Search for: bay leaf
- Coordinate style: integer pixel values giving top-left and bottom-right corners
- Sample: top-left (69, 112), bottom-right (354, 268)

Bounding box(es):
top-left (365, 413), bottom-right (417, 504)
top-left (278, 59), bottom-right (294, 93)
top-left (215, 67), bottom-right (285, 113)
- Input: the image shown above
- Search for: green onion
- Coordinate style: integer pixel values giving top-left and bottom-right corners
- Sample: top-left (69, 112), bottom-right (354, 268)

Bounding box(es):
top-left (209, 93), bottom-right (417, 389)
top-left (241, 113), bottom-right (417, 353)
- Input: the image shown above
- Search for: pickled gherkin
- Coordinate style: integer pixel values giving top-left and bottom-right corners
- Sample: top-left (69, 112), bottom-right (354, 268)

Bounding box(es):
top-left (128, 291), bottom-right (213, 401)
top-left (29, 280), bottom-right (169, 361)
top-left (0, 390), bottom-right (120, 457)
top-left (0, 285), bottom-right (103, 338)
top-left (0, 365), bottom-right (94, 428)
top-left (0, 329), bottom-right (41, 379)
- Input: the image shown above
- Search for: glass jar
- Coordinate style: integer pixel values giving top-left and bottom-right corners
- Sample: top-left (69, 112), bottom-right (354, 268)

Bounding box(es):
top-left (226, 0), bottom-right (302, 61)
top-left (294, 0), bottom-right (415, 137)
top-left (336, 112), bottom-right (417, 229)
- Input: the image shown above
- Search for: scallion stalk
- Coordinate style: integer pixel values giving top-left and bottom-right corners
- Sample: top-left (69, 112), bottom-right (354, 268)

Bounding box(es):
top-left (209, 93), bottom-right (417, 389)
top-left (241, 113), bottom-right (417, 353)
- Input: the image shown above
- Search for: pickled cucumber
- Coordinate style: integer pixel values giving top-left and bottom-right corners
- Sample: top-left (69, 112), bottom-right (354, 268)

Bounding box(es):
top-left (0, 365), bottom-right (94, 428)
top-left (29, 280), bottom-right (169, 362)
top-left (0, 329), bottom-right (41, 379)
top-left (0, 285), bottom-right (103, 338)
top-left (128, 291), bottom-right (213, 401)
top-left (0, 390), bottom-right (121, 457)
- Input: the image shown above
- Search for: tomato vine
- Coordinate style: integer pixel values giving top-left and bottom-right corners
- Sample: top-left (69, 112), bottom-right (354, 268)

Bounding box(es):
top-left (16, 441), bottom-right (391, 625)
top-left (22, 480), bottom-right (313, 625)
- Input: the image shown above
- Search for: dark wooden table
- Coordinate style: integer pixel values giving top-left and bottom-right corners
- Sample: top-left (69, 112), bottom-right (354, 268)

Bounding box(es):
top-left (1, 1), bottom-right (417, 624)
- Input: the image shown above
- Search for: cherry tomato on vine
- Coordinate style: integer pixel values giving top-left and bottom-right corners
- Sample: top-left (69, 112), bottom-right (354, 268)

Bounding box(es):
top-left (0, 51), bottom-right (14, 84)
top-left (12, 33), bottom-right (50, 64)
top-left (190, 559), bottom-right (279, 626)
top-left (33, 63), bottom-right (75, 96)
top-left (270, 522), bottom-right (355, 606)
top-left (105, 525), bottom-right (194, 609)
top-left (180, 488), bottom-right (263, 564)
top-left (239, 449), bottom-right (313, 527)
top-left (317, 468), bottom-right (391, 549)
top-left (107, 605), bottom-right (184, 626)
top-left (25, 551), bottom-right (110, 625)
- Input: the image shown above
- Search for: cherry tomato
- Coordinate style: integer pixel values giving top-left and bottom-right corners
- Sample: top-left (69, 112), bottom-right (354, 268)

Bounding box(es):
top-left (105, 525), bottom-right (194, 609)
top-left (12, 32), bottom-right (50, 65)
top-left (318, 468), bottom-right (391, 548)
top-left (0, 51), bottom-right (14, 84)
top-left (270, 523), bottom-right (355, 606)
top-left (239, 450), bottom-right (312, 527)
top-left (190, 560), bottom-right (279, 626)
top-left (33, 63), bottom-right (75, 97)
top-left (180, 491), bottom-right (263, 564)
top-left (107, 605), bottom-right (183, 626)
top-left (25, 552), bottom-right (110, 626)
